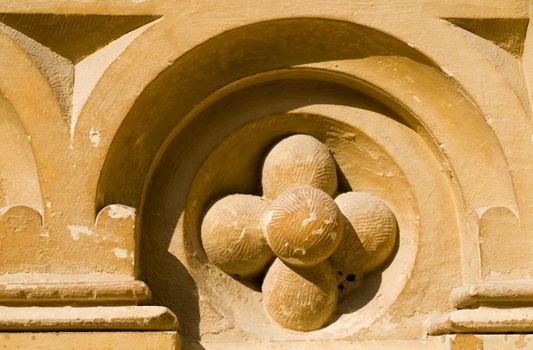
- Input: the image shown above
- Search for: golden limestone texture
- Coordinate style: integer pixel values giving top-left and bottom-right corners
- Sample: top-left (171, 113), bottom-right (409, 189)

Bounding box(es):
top-left (262, 258), bottom-right (338, 331)
top-left (262, 134), bottom-right (338, 199)
top-left (331, 192), bottom-right (397, 282)
top-left (201, 194), bottom-right (273, 278)
top-left (200, 134), bottom-right (397, 331)
top-left (263, 186), bottom-right (343, 267)
top-left (1, 0), bottom-right (533, 349)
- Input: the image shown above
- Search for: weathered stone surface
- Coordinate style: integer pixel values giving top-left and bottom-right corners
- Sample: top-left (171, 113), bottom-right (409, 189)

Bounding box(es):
top-left (427, 308), bottom-right (533, 335)
top-left (0, 0), bottom-right (532, 348)
top-left (0, 280), bottom-right (151, 305)
top-left (0, 331), bottom-right (178, 350)
top-left (0, 306), bottom-right (178, 331)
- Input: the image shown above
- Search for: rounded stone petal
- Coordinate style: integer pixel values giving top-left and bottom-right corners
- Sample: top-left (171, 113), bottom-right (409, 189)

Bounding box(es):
top-left (262, 186), bottom-right (343, 266)
top-left (261, 134), bottom-right (338, 199)
top-left (330, 192), bottom-right (397, 278)
top-left (201, 194), bottom-right (273, 278)
top-left (262, 258), bottom-right (338, 331)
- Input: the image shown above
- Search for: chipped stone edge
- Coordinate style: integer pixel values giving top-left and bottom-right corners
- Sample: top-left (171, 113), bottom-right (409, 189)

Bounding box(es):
top-left (426, 308), bottom-right (533, 335)
top-left (451, 280), bottom-right (533, 308)
top-left (0, 280), bottom-right (151, 305)
top-left (0, 306), bottom-right (178, 331)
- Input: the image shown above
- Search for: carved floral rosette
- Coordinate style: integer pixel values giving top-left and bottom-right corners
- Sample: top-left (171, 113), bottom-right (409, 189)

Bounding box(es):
top-left (200, 134), bottom-right (398, 331)
top-left (0, 1), bottom-right (531, 348)
top-left (84, 8), bottom-right (530, 344)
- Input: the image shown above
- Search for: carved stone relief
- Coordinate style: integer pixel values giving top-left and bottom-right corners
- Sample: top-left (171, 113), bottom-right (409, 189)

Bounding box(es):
top-left (0, 1), bottom-right (532, 349)
top-left (200, 134), bottom-right (397, 331)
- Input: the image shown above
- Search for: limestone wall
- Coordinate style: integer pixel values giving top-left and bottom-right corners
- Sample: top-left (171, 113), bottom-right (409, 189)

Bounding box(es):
top-left (0, 1), bottom-right (532, 349)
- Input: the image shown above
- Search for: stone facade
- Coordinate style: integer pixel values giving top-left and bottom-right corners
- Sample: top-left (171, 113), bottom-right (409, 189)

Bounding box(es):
top-left (0, 0), bottom-right (532, 349)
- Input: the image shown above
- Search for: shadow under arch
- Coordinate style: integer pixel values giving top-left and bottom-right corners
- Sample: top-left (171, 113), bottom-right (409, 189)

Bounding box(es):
top-left (96, 17), bottom-right (434, 212)
top-left (0, 91), bottom-right (43, 214)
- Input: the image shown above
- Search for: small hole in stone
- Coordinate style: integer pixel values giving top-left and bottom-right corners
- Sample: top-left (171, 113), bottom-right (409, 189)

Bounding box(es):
top-left (337, 271), bottom-right (343, 275)
top-left (234, 274), bottom-right (240, 278)
top-left (338, 283), bottom-right (344, 290)
top-left (346, 273), bottom-right (356, 282)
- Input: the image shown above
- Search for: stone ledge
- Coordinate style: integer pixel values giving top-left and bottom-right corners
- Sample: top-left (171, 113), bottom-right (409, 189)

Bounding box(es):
top-left (426, 307), bottom-right (533, 335)
top-left (197, 339), bottom-right (448, 350)
top-left (0, 280), bottom-right (151, 305)
top-left (194, 335), bottom-right (533, 350)
top-left (0, 331), bottom-right (179, 350)
top-left (0, 306), bottom-right (178, 331)
top-left (2, 333), bottom-right (533, 350)
top-left (451, 280), bottom-right (533, 308)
